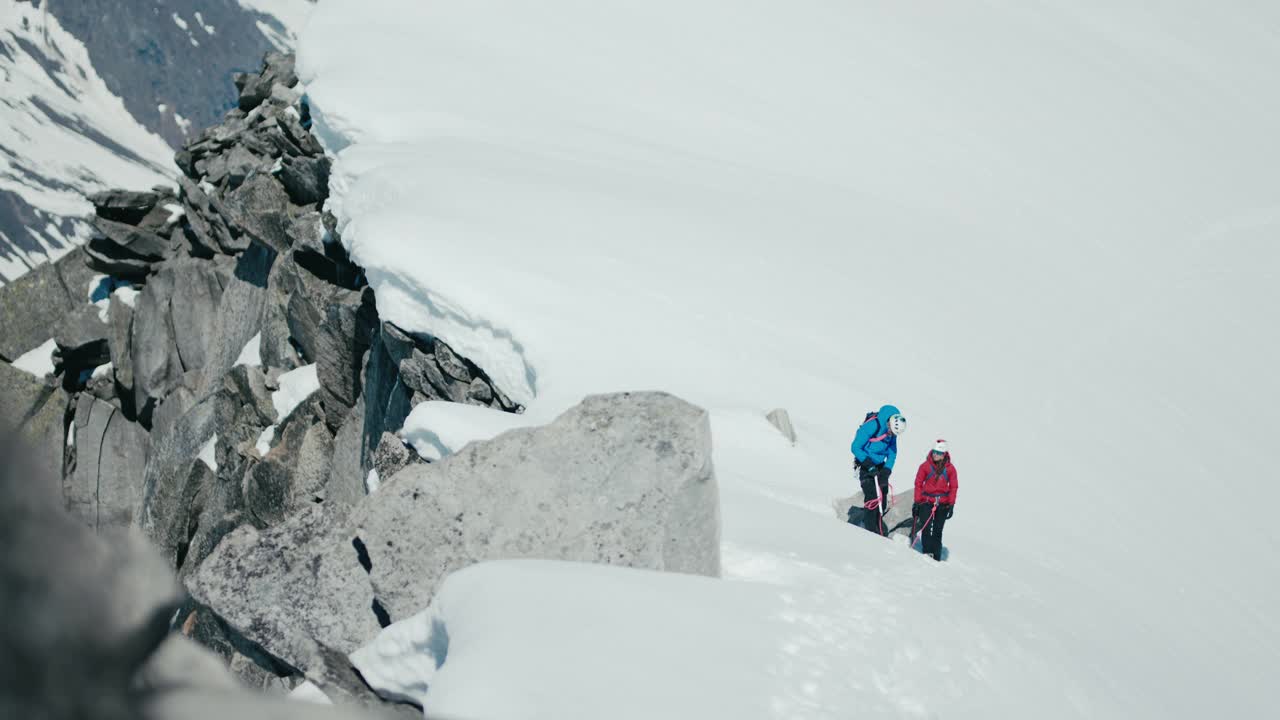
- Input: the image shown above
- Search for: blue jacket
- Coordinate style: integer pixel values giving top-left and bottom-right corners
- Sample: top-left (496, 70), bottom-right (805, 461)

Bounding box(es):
top-left (850, 404), bottom-right (900, 470)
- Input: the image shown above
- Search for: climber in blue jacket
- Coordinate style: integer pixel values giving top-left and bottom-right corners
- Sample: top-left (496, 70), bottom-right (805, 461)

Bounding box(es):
top-left (850, 404), bottom-right (907, 535)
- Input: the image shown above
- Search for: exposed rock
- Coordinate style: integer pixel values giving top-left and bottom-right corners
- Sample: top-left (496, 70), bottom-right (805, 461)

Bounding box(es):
top-left (398, 347), bottom-right (465, 404)
top-left (766, 408), bottom-right (797, 444)
top-left (432, 339), bottom-right (472, 383)
top-left (316, 287), bottom-right (377, 429)
top-left (0, 360), bottom-right (67, 484)
top-left (52, 304), bottom-right (111, 372)
top-left (0, 256), bottom-right (79, 361)
top-left (149, 384), bottom-right (199, 445)
top-left (140, 398), bottom-right (218, 567)
top-left (245, 412), bottom-right (334, 529)
top-left (259, 255), bottom-right (304, 372)
top-left (280, 258), bottom-right (350, 364)
top-left (237, 52), bottom-right (299, 113)
top-left (357, 392), bottom-right (719, 618)
top-left (89, 189), bottom-right (163, 226)
top-left (65, 395), bottom-right (150, 531)
top-left (834, 489), bottom-right (916, 538)
top-left (370, 432), bottom-right (417, 481)
top-left (325, 398), bottom-right (368, 512)
top-left (279, 155), bottom-right (331, 206)
top-left (108, 292), bottom-right (136, 410)
top-left (222, 173), bottom-right (293, 254)
top-left (204, 145), bottom-right (272, 188)
top-left (360, 324), bottom-right (417, 475)
top-left (286, 211), bottom-right (327, 256)
top-left (179, 176), bottom-right (245, 255)
top-left (84, 237), bottom-right (156, 278)
top-left (172, 264), bottom-right (229, 375)
top-left (188, 392), bottom-right (719, 682)
top-left (195, 243), bottom-right (277, 398)
top-left (465, 377), bottom-right (494, 405)
top-left (91, 217), bottom-right (172, 260)
top-left (131, 260), bottom-right (229, 413)
top-left (186, 503), bottom-right (379, 679)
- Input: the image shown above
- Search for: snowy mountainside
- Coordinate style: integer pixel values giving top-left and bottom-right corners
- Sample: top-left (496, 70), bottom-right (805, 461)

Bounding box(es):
top-left (0, 1), bottom-right (173, 283)
top-left (300, 0), bottom-right (1280, 716)
top-left (0, 0), bottom-right (317, 284)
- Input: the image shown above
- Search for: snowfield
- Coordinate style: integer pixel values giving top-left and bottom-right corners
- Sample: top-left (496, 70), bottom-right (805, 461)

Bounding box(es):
top-left (299, 1), bottom-right (1279, 717)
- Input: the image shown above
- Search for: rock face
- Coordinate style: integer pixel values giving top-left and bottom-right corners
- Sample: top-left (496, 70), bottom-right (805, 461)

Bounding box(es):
top-left (0, 360), bottom-right (67, 484)
top-left (187, 392), bottom-right (720, 688)
top-left (0, 249), bottom-right (98, 362)
top-left (65, 395), bottom-right (151, 531)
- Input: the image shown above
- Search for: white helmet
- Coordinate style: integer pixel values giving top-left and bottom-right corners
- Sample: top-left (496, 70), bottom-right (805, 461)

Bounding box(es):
top-left (932, 439), bottom-right (949, 454)
top-left (887, 414), bottom-right (907, 435)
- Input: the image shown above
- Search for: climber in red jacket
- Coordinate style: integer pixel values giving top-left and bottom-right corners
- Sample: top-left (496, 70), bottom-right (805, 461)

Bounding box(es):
top-left (912, 439), bottom-right (958, 561)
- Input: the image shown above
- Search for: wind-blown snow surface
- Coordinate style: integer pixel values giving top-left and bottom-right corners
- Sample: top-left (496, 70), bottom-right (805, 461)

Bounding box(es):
top-left (0, 1), bottom-right (175, 282)
top-left (301, 1), bottom-right (1279, 716)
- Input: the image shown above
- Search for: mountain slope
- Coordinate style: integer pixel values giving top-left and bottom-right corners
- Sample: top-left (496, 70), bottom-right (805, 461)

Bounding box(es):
top-left (0, 1), bottom-right (174, 282)
top-left (0, 0), bottom-right (318, 284)
top-left (299, 0), bottom-right (1279, 716)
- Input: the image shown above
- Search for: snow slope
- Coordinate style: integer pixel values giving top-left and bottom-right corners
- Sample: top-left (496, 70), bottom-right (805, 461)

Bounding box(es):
top-left (237, 0), bottom-right (316, 50)
top-left (300, 1), bottom-right (1279, 716)
top-left (0, 1), bottom-right (175, 282)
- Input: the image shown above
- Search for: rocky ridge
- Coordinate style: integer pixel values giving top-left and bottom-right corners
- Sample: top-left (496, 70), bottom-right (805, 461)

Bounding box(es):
top-left (1, 50), bottom-right (722, 718)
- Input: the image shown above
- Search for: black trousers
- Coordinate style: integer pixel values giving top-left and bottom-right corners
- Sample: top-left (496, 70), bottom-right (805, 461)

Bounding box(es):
top-left (857, 463), bottom-right (892, 535)
top-left (916, 505), bottom-right (947, 561)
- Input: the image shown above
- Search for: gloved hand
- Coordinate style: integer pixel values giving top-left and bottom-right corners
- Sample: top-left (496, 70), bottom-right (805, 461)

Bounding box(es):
top-left (943, 504), bottom-right (954, 520)
top-left (911, 502), bottom-right (925, 520)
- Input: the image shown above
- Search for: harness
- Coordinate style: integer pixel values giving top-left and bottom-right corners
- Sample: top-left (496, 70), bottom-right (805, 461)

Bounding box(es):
top-left (920, 463), bottom-right (953, 501)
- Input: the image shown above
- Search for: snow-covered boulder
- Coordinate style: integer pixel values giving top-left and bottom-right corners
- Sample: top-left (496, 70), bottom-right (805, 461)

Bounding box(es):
top-left (186, 391), bottom-right (719, 688)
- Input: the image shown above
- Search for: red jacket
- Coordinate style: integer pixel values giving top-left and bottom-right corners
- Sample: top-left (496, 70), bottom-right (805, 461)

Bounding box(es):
top-left (914, 453), bottom-right (958, 505)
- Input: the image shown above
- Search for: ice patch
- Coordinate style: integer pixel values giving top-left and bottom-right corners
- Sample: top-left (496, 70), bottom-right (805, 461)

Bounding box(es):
top-left (400, 401), bottom-right (534, 462)
top-left (197, 434), bottom-right (218, 472)
top-left (287, 680), bottom-right (332, 705)
top-left (171, 13), bottom-right (189, 31)
top-left (271, 364), bottom-right (318, 421)
top-left (12, 338), bottom-right (57, 377)
top-left (194, 12), bottom-right (217, 35)
top-left (112, 285), bottom-right (139, 308)
top-left (234, 333), bottom-right (262, 368)
top-left (255, 426), bottom-right (277, 456)
top-left (365, 468), bottom-right (380, 494)
top-left (163, 203), bottom-right (185, 225)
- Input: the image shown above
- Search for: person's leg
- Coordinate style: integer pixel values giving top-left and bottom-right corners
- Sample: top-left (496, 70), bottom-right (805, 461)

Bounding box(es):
top-left (857, 464), bottom-right (880, 533)
top-left (923, 511), bottom-right (946, 560)
top-left (931, 513), bottom-right (947, 561)
top-left (875, 465), bottom-right (892, 536)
